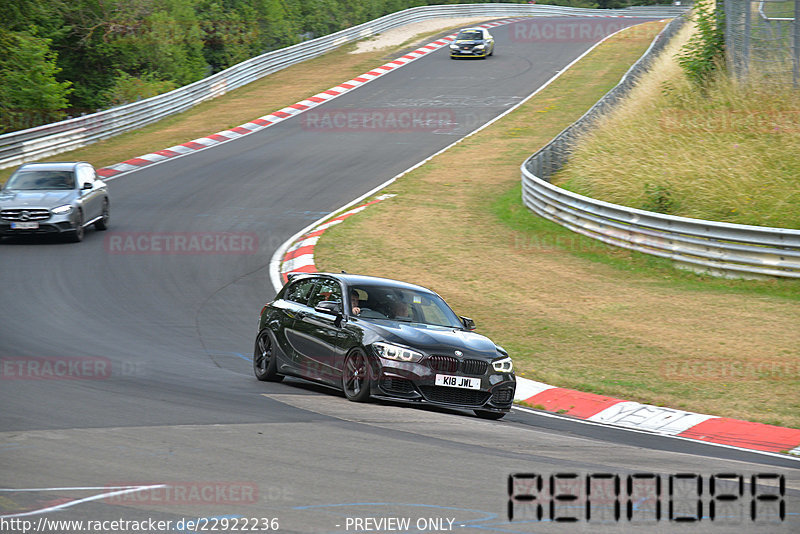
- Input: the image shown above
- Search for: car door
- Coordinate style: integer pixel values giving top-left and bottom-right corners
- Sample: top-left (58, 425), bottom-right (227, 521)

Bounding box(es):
top-left (288, 278), bottom-right (344, 385)
top-left (76, 164), bottom-right (102, 221)
top-left (271, 277), bottom-right (319, 374)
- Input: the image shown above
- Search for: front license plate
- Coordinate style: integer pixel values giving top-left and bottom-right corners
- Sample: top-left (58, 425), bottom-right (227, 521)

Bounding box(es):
top-left (11, 222), bottom-right (38, 229)
top-left (435, 374), bottom-right (481, 390)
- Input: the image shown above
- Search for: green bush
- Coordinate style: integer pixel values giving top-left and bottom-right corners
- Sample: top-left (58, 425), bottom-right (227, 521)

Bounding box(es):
top-left (677, 0), bottom-right (725, 85)
top-left (103, 71), bottom-right (178, 107)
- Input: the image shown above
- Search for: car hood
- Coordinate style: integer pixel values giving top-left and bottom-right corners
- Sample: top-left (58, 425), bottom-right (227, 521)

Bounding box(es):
top-left (0, 190), bottom-right (76, 207)
top-left (360, 320), bottom-right (501, 360)
top-left (454, 39), bottom-right (485, 45)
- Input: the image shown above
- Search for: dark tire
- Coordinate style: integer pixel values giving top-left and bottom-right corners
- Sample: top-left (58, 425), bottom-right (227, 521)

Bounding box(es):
top-left (66, 210), bottom-right (84, 243)
top-left (342, 349), bottom-right (371, 402)
top-left (95, 199), bottom-right (110, 231)
top-left (253, 329), bottom-right (283, 382)
top-left (474, 409), bottom-right (505, 420)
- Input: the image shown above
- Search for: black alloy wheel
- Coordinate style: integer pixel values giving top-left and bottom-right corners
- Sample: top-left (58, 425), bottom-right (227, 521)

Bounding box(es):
top-left (254, 330), bottom-right (283, 382)
top-left (343, 349), bottom-right (371, 402)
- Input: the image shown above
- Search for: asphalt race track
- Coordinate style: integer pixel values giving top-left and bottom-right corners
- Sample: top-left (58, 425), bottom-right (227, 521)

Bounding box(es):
top-left (1, 17), bottom-right (798, 533)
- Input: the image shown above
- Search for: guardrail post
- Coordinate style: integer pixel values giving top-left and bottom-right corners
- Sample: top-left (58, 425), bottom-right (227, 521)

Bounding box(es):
top-left (794, 0), bottom-right (800, 86)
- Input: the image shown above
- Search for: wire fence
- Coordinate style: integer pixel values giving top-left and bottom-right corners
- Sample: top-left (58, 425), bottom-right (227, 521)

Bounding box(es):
top-left (724, 0), bottom-right (800, 83)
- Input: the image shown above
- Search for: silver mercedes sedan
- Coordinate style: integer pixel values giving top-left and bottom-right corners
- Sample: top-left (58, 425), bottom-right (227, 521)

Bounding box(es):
top-left (0, 161), bottom-right (110, 242)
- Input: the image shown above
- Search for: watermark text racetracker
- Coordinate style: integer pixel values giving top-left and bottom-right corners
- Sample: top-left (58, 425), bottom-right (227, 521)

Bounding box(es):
top-left (104, 482), bottom-right (262, 505)
top-left (660, 360), bottom-right (800, 382)
top-left (302, 108), bottom-right (456, 133)
top-left (0, 356), bottom-right (145, 380)
top-left (659, 109), bottom-right (800, 133)
top-left (105, 232), bottom-right (258, 255)
top-left (511, 18), bottom-right (652, 43)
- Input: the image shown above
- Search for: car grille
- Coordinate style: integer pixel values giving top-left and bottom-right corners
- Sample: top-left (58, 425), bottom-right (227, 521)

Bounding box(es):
top-left (427, 355), bottom-right (459, 373)
top-left (380, 377), bottom-right (415, 394)
top-left (462, 359), bottom-right (488, 375)
top-left (426, 355), bottom-right (487, 376)
top-left (1, 208), bottom-right (51, 221)
top-left (491, 388), bottom-right (514, 405)
top-left (418, 386), bottom-right (490, 406)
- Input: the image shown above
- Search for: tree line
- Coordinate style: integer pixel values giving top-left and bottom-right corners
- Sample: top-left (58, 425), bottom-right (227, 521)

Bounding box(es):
top-left (0, 0), bottom-right (659, 134)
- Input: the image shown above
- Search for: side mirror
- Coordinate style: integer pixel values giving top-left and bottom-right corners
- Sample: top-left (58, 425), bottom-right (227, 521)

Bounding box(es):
top-left (460, 316), bottom-right (476, 331)
top-left (82, 182), bottom-right (93, 190)
top-left (315, 301), bottom-right (342, 316)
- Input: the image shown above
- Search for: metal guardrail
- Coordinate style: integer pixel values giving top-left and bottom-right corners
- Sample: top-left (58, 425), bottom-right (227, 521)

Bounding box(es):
top-left (521, 14), bottom-right (800, 279)
top-left (0, 3), bottom-right (687, 170)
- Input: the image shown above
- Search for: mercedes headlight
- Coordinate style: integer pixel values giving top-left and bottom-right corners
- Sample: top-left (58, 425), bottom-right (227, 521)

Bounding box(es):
top-left (51, 204), bottom-right (73, 215)
top-left (492, 357), bottom-right (513, 373)
top-left (449, 44), bottom-right (459, 49)
top-left (373, 342), bottom-right (423, 363)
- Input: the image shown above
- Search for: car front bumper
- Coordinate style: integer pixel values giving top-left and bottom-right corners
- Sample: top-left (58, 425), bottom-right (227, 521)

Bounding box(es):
top-left (450, 50), bottom-right (488, 57)
top-left (0, 213), bottom-right (77, 236)
top-left (370, 356), bottom-right (515, 412)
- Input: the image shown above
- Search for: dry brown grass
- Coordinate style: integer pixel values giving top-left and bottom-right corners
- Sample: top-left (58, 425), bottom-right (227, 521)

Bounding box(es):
top-left (315, 21), bottom-right (800, 428)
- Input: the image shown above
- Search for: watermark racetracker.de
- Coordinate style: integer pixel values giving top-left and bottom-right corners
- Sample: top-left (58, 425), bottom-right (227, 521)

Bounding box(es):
top-left (659, 109), bottom-right (800, 133)
top-left (0, 356), bottom-right (146, 380)
top-left (510, 18), bottom-right (652, 43)
top-left (105, 232), bottom-right (258, 255)
top-left (660, 360), bottom-right (800, 382)
top-left (102, 482), bottom-right (293, 505)
top-left (301, 108), bottom-right (456, 133)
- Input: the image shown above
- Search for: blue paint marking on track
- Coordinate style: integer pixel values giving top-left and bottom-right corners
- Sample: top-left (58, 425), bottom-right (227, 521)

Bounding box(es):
top-left (206, 351), bottom-right (251, 362)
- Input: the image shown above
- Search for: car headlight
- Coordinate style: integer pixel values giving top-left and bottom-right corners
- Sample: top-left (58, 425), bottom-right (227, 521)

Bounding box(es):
top-left (51, 204), bottom-right (73, 215)
top-left (449, 44), bottom-right (458, 49)
top-left (492, 357), bottom-right (513, 373)
top-left (373, 342), bottom-right (423, 363)
top-left (474, 44), bottom-right (485, 49)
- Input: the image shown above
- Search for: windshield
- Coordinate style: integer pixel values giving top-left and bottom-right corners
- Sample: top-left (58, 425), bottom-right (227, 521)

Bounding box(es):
top-left (4, 170), bottom-right (75, 190)
top-left (456, 30), bottom-right (483, 40)
top-left (349, 284), bottom-right (463, 328)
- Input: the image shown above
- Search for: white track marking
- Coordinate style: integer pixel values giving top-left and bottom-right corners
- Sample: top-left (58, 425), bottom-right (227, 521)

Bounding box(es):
top-left (0, 484), bottom-right (166, 518)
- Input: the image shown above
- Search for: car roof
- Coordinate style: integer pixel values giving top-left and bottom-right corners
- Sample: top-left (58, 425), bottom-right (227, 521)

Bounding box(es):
top-left (458, 28), bottom-right (485, 33)
top-left (17, 162), bottom-right (89, 172)
top-left (289, 272), bottom-right (437, 294)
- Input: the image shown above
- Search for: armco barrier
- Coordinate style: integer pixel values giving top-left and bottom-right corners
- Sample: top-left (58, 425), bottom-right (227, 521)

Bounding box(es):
top-left (521, 14), bottom-right (800, 279)
top-left (0, 4), bottom-right (687, 170)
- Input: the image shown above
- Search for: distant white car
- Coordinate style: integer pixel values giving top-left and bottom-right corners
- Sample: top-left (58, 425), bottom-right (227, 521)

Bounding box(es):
top-left (449, 28), bottom-right (495, 58)
top-left (0, 161), bottom-right (110, 242)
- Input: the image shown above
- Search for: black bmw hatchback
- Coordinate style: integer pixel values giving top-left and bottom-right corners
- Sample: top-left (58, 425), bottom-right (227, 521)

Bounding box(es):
top-left (254, 273), bottom-right (515, 419)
